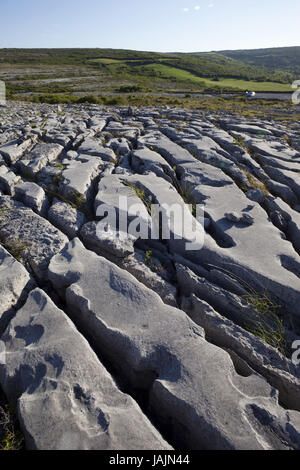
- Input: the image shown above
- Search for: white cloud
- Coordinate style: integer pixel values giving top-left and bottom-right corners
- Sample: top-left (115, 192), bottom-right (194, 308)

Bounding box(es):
top-left (194, 5), bottom-right (201, 10)
top-left (208, 3), bottom-right (214, 7)
top-left (183, 7), bottom-right (189, 12)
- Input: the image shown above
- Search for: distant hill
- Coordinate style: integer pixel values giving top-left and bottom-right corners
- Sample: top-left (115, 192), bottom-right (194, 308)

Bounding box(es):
top-left (216, 47), bottom-right (300, 73)
top-left (0, 47), bottom-right (296, 83)
top-left (0, 47), bottom-right (297, 99)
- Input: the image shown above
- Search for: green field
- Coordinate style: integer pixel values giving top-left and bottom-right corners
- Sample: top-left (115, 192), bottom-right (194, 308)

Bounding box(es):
top-left (143, 64), bottom-right (292, 91)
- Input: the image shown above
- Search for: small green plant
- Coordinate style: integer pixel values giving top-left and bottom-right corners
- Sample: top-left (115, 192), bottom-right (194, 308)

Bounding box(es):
top-left (242, 169), bottom-right (269, 197)
top-left (53, 161), bottom-right (66, 171)
top-left (144, 250), bottom-right (163, 273)
top-left (144, 250), bottom-right (153, 265)
top-left (207, 263), bottom-right (286, 354)
top-left (282, 134), bottom-right (293, 147)
top-left (71, 191), bottom-right (86, 211)
top-left (178, 183), bottom-right (197, 217)
top-left (0, 207), bottom-right (8, 218)
top-left (113, 155), bottom-right (120, 168)
top-left (51, 161), bottom-right (66, 187)
top-left (233, 135), bottom-right (249, 153)
top-left (44, 188), bottom-right (87, 214)
top-left (51, 172), bottom-right (64, 186)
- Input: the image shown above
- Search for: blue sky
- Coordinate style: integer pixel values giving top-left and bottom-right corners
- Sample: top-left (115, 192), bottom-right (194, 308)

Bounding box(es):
top-left (0, 0), bottom-right (299, 52)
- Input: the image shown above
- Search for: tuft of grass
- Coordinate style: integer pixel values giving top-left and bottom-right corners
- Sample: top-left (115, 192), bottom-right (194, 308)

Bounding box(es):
top-left (44, 188), bottom-right (86, 213)
top-left (0, 207), bottom-right (8, 217)
top-left (243, 293), bottom-right (286, 354)
top-left (71, 191), bottom-right (86, 211)
top-left (53, 161), bottom-right (66, 171)
top-left (51, 172), bottom-right (64, 186)
top-left (123, 182), bottom-right (152, 214)
top-left (206, 263), bottom-right (287, 354)
top-left (242, 169), bottom-right (269, 196)
top-left (0, 400), bottom-right (24, 451)
top-left (2, 238), bottom-right (28, 262)
top-left (282, 134), bottom-right (293, 147)
top-left (51, 161), bottom-right (67, 187)
top-left (144, 250), bottom-right (163, 273)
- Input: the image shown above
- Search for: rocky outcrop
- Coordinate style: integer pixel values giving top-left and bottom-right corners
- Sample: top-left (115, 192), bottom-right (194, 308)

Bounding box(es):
top-left (0, 101), bottom-right (300, 450)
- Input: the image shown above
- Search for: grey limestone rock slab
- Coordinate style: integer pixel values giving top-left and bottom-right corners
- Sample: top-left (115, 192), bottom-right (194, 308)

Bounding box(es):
top-left (78, 138), bottom-right (116, 162)
top-left (94, 174), bottom-right (151, 230)
top-left (225, 123), bottom-right (273, 136)
top-left (0, 166), bottom-right (21, 195)
top-left (0, 138), bottom-right (33, 165)
top-left (60, 153), bottom-right (102, 199)
top-left (0, 288), bottom-right (171, 450)
top-left (80, 221), bottom-right (135, 259)
top-left (248, 139), bottom-right (300, 162)
top-left (181, 294), bottom-right (300, 412)
top-left (17, 143), bottom-right (64, 177)
top-left (0, 244), bottom-right (34, 335)
top-left (264, 165), bottom-right (300, 200)
top-left (131, 147), bottom-right (176, 183)
top-left (138, 131), bottom-right (196, 175)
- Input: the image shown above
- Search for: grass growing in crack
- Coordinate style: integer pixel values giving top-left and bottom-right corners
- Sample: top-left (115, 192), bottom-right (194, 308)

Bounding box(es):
top-left (123, 182), bottom-right (152, 214)
top-left (241, 169), bottom-right (269, 197)
top-left (144, 250), bottom-right (163, 273)
top-left (51, 161), bottom-right (67, 187)
top-left (243, 293), bottom-right (286, 354)
top-left (2, 238), bottom-right (28, 262)
top-left (0, 401), bottom-right (24, 451)
top-left (233, 135), bottom-right (250, 153)
top-left (178, 183), bottom-right (197, 217)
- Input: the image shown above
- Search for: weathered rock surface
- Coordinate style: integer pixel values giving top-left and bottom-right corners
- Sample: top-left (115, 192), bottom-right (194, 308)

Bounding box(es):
top-left (0, 245), bottom-right (34, 335)
top-left (0, 196), bottom-right (68, 279)
top-left (0, 288), bottom-right (171, 450)
top-left (48, 239), bottom-right (300, 450)
top-left (60, 153), bottom-right (102, 200)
